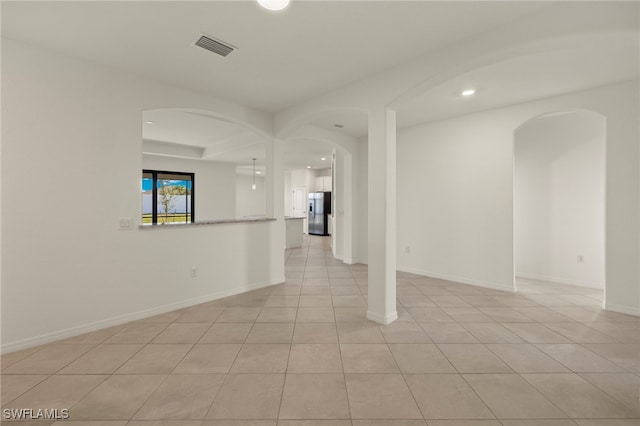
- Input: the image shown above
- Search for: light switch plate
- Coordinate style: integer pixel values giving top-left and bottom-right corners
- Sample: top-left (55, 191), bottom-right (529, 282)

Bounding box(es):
top-left (119, 218), bottom-right (132, 230)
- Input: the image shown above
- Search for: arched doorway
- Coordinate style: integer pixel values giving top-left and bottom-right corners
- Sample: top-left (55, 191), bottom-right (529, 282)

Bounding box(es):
top-left (513, 110), bottom-right (606, 306)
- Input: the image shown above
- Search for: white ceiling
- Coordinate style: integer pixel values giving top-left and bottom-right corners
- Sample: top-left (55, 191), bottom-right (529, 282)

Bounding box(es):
top-left (4, 1), bottom-right (638, 167)
top-left (397, 41), bottom-right (639, 130)
top-left (282, 139), bottom-right (333, 171)
top-left (2, 0), bottom-right (546, 112)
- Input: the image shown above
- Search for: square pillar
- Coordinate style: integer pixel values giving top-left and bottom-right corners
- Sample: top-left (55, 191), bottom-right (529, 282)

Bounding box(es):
top-left (266, 137), bottom-right (286, 282)
top-left (367, 107), bottom-right (397, 324)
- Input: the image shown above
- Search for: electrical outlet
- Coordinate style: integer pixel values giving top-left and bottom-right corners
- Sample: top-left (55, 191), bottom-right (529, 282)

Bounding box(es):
top-left (577, 255), bottom-right (584, 263)
top-left (405, 246), bottom-right (411, 253)
top-left (190, 267), bottom-right (199, 278)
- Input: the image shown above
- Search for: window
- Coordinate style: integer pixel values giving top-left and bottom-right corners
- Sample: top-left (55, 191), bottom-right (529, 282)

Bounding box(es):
top-left (142, 170), bottom-right (194, 224)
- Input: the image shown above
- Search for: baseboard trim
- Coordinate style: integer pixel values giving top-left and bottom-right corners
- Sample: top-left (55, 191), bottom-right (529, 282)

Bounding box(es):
top-left (1, 277), bottom-right (285, 355)
top-left (397, 266), bottom-right (516, 293)
top-left (516, 272), bottom-right (604, 290)
top-left (367, 310), bottom-right (398, 325)
top-left (604, 301), bottom-right (640, 317)
top-left (351, 258), bottom-right (368, 265)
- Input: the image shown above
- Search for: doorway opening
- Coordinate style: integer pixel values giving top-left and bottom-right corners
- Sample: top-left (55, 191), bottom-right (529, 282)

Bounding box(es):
top-left (513, 110), bottom-right (606, 306)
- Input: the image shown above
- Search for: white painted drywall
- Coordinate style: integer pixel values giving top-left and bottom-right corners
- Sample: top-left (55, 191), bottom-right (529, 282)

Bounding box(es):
top-left (284, 170), bottom-right (293, 217)
top-left (353, 138), bottom-right (369, 264)
top-left (396, 81), bottom-right (638, 313)
top-left (236, 174), bottom-right (266, 219)
top-left (1, 39), bottom-right (284, 352)
top-left (514, 111), bottom-right (605, 288)
top-left (142, 155), bottom-right (236, 220)
top-left (333, 151), bottom-right (344, 259)
top-left (397, 105), bottom-right (516, 292)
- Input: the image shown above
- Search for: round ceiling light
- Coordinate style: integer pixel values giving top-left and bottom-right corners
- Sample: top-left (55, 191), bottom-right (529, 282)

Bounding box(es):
top-left (257, 0), bottom-right (290, 11)
top-left (461, 89), bottom-right (476, 97)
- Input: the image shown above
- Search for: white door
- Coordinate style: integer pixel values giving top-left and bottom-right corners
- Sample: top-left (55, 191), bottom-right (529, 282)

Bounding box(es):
top-left (293, 187), bottom-right (308, 233)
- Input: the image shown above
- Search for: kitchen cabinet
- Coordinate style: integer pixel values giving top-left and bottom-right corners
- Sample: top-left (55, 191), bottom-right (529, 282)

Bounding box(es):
top-left (315, 176), bottom-right (332, 192)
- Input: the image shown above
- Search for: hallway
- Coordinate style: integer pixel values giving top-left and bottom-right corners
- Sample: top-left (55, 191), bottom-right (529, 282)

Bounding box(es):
top-left (1, 235), bottom-right (638, 424)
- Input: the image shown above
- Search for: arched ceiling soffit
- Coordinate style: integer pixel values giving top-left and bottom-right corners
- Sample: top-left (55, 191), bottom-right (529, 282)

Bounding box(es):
top-left (277, 108), bottom-right (367, 146)
top-left (285, 124), bottom-right (359, 155)
top-left (142, 108), bottom-right (270, 164)
top-left (389, 30), bottom-right (637, 114)
top-left (275, 3), bottom-right (636, 135)
top-left (145, 107), bottom-right (272, 142)
top-left (393, 31), bottom-right (637, 129)
top-left (514, 109), bottom-right (607, 136)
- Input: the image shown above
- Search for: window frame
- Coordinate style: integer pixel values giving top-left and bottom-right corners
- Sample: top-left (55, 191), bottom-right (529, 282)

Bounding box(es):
top-left (142, 169), bottom-right (195, 225)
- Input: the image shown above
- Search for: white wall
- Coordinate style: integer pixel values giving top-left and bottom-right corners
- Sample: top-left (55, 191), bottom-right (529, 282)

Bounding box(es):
top-left (1, 39), bottom-right (284, 352)
top-left (515, 112), bottom-right (605, 288)
top-left (284, 170), bottom-right (293, 217)
top-left (353, 138), bottom-right (369, 264)
top-left (397, 106), bottom-right (515, 291)
top-left (396, 80), bottom-right (639, 314)
top-left (143, 155), bottom-right (236, 220)
top-left (236, 174), bottom-right (266, 219)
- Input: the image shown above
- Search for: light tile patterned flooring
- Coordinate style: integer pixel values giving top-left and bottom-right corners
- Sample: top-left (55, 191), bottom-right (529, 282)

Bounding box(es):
top-left (1, 235), bottom-right (639, 425)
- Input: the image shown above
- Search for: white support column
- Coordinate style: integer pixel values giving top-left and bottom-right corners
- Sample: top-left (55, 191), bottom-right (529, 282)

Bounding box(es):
top-left (343, 152), bottom-right (354, 264)
top-left (367, 106), bottom-right (397, 325)
top-left (266, 137), bottom-right (286, 282)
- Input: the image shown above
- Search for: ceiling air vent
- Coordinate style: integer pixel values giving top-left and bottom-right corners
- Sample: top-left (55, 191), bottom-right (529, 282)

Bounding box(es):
top-left (195, 34), bottom-right (235, 57)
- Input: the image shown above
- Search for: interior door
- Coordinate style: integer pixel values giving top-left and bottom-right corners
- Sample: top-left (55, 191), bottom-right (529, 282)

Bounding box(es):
top-left (293, 187), bottom-right (307, 233)
top-left (293, 187), bottom-right (306, 217)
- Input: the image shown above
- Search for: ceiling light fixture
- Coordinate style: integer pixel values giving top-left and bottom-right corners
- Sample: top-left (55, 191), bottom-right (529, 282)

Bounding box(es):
top-left (145, 121), bottom-right (154, 124)
top-left (307, 166), bottom-right (311, 169)
top-left (461, 89), bottom-right (476, 97)
top-left (257, 0), bottom-right (290, 11)
top-left (252, 158), bottom-right (257, 190)
top-left (321, 157), bottom-right (326, 161)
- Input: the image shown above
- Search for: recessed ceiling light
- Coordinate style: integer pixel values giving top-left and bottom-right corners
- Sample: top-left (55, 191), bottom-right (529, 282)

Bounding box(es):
top-left (307, 166), bottom-right (311, 169)
top-left (256, 171), bottom-right (261, 174)
top-left (257, 0), bottom-right (289, 11)
top-left (461, 89), bottom-right (476, 97)
top-left (145, 121), bottom-right (154, 124)
top-left (321, 157), bottom-right (326, 161)
top-left (334, 124), bottom-right (344, 128)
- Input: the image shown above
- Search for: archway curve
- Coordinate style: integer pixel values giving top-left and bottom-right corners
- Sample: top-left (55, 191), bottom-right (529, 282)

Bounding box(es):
top-left (285, 124), bottom-right (359, 156)
top-left (275, 106), bottom-right (369, 142)
top-left (282, 127), bottom-right (358, 265)
top-left (143, 106), bottom-right (273, 142)
top-left (388, 30), bottom-right (635, 113)
top-left (512, 108), bottom-right (607, 307)
top-left (513, 108), bottom-right (606, 135)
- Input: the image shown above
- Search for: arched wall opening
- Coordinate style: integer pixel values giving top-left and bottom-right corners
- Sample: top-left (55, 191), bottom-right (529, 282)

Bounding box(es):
top-left (279, 108), bottom-right (367, 266)
top-left (282, 135), bottom-right (355, 264)
top-left (389, 29), bottom-right (637, 316)
top-left (513, 110), bottom-right (607, 302)
top-left (141, 107), bottom-right (271, 222)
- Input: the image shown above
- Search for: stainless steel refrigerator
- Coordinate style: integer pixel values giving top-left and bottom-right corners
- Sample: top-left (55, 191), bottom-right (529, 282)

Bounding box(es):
top-left (308, 191), bottom-right (331, 236)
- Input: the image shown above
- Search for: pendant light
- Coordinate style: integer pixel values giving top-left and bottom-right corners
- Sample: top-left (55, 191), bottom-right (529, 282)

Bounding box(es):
top-left (252, 158), bottom-right (257, 190)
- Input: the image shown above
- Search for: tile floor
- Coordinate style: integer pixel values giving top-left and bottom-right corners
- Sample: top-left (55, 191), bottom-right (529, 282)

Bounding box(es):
top-left (1, 236), bottom-right (639, 425)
